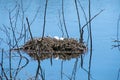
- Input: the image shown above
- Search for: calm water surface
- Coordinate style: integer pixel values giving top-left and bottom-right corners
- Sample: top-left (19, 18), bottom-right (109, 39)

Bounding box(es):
top-left (0, 0), bottom-right (120, 80)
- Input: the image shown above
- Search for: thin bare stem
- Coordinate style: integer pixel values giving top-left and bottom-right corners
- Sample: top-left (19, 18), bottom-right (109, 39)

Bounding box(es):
top-left (117, 68), bottom-right (120, 80)
top-left (35, 0), bottom-right (48, 79)
top-left (9, 50), bottom-right (12, 79)
top-left (30, 6), bottom-right (41, 26)
top-left (62, 73), bottom-right (71, 80)
top-left (13, 55), bottom-right (29, 79)
top-left (26, 17), bottom-right (40, 79)
top-left (88, 0), bottom-right (92, 80)
top-left (0, 63), bottom-right (8, 80)
top-left (14, 57), bottom-right (22, 79)
top-left (26, 17), bottom-right (33, 41)
top-left (62, 0), bottom-right (69, 38)
top-left (78, 0), bottom-right (89, 44)
top-left (61, 61), bottom-right (63, 80)
top-left (8, 12), bottom-right (13, 78)
top-left (116, 14), bottom-right (120, 50)
top-left (80, 55), bottom-right (83, 68)
top-left (58, 10), bottom-right (64, 37)
top-left (71, 58), bottom-right (78, 80)
top-left (23, 24), bottom-right (26, 43)
top-left (82, 10), bottom-right (104, 29)
top-left (74, 0), bottom-right (82, 42)
top-left (0, 49), bottom-right (4, 79)
top-left (18, 0), bottom-right (25, 41)
top-left (42, 0), bottom-right (48, 39)
top-left (50, 54), bottom-right (53, 66)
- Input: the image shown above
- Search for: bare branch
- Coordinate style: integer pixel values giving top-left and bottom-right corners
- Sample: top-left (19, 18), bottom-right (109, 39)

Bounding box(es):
top-left (88, 0), bottom-right (92, 80)
top-left (74, 0), bottom-right (82, 41)
top-left (82, 10), bottom-right (104, 29)
top-left (62, 0), bottom-right (69, 38)
top-left (42, 0), bottom-right (48, 39)
top-left (58, 10), bottom-right (64, 37)
top-left (30, 5), bottom-right (41, 26)
top-left (26, 17), bottom-right (33, 41)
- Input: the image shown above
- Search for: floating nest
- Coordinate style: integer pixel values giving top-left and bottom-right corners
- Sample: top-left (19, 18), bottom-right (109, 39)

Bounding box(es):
top-left (13, 37), bottom-right (87, 60)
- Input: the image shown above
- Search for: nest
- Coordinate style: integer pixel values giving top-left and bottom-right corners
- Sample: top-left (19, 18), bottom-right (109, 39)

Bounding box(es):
top-left (18, 37), bottom-right (87, 60)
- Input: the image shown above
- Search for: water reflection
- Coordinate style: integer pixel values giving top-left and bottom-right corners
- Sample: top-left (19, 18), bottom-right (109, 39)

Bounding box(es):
top-left (0, 0), bottom-right (120, 80)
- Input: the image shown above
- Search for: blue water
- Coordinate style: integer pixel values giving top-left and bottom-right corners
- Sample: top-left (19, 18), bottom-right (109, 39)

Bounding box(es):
top-left (0, 0), bottom-right (120, 80)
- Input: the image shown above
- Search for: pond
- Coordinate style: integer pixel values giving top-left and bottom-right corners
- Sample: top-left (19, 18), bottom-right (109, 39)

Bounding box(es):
top-left (0, 0), bottom-right (120, 80)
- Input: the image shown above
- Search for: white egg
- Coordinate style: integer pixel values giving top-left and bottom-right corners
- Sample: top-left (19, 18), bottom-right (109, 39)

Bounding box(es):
top-left (55, 56), bottom-right (59, 60)
top-left (59, 37), bottom-right (64, 40)
top-left (54, 36), bottom-right (59, 40)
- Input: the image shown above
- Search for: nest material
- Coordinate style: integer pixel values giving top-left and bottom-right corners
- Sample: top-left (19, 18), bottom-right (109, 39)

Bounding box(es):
top-left (21, 37), bottom-right (87, 60)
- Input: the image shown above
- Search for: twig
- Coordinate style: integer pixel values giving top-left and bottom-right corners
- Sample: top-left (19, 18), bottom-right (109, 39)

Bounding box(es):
top-left (0, 49), bottom-right (4, 79)
top-left (12, 55), bottom-right (29, 79)
top-left (78, 0), bottom-right (89, 44)
top-left (35, 0), bottom-right (48, 79)
top-left (62, 72), bottom-right (71, 80)
top-left (50, 53), bottom-right (53, 66)
top-left (30, 5), bottom-right (41, 26)
top-left (18, 0), bottom-right (25, 42)
top-left (58, 10), bottom-right (64, 37)
top-left (24, 24), bottom-right (27, 43)
top-left (62, 0), bottom-right (69, 38)
top-left (71, 58), bottom-right (78, 80)
top-left (82, 10), bottom-right (104, 29)
top-left (42, 0), bottom-right (48, 39)
top-left (9, 6), bottom-right (25, 80)
top-left (116, 14), bottom-right (120, 50)
top-left (0, 63), bottom-right (8, 80)
top-left (88, 0), bottom-right (92, 80)
top-left (40, 67), bottom-right (45, 80)
top-left (80, 55), bottom-right (83, 68)
top-left (61, 61), bottom-right (63, 80)
top-left (74, 0), bottom-right (82, 41)
top-left (26, 17), bottom-right (33, 41)
top-left (14, 54), bottom-right (29, 79)
top-left (8, 12), bottom-right (13, 78)
top-left (26, 17), bottom-right (40, 79)
top-left (117, 68), bottom-right (120, 80)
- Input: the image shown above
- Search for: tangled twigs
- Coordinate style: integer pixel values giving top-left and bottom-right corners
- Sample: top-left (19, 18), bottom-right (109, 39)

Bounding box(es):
top-left (12, 37), bottom-right (87, 60)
